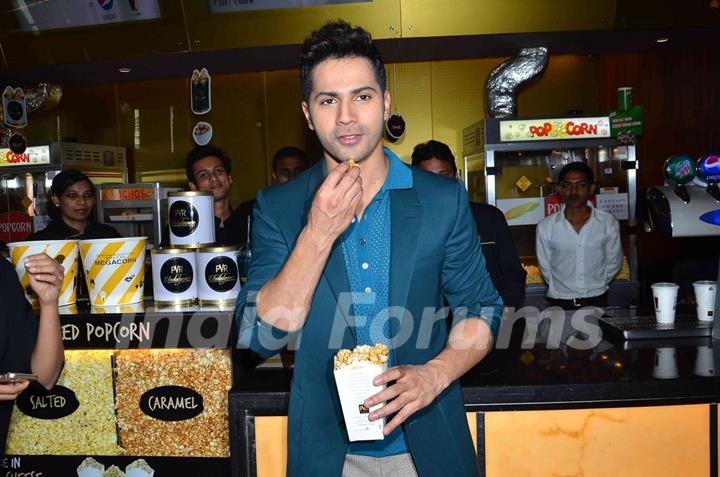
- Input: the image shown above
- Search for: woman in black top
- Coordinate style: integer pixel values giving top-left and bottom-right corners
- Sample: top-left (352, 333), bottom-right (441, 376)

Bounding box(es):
top-left (0, 254), bottom-right (65, 455)
top-left (27, 170), bottom-right (121, 241)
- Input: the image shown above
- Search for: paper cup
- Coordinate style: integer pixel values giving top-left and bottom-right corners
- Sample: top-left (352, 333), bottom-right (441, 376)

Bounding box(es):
top-left (651, 282), bottom-right (679, 324)
top-left (694, 345), bottom-right (715, 377)
top-left (7, 240), bottom-right (79, 306)
top-left (79, 237), bottom-right (147, 306)
top-left (693, 280), bottom-right (717, 322)
top-left (333, 359), bottom-right (386, 441)
top-left (652, 347), bottom-right (679, 379)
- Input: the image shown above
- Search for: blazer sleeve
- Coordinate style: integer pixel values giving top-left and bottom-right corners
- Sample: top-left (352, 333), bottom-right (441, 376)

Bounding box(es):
top-left (234, 190), bottom-right (297, 359)
top-left (441, 182), bottom-right (503, 346)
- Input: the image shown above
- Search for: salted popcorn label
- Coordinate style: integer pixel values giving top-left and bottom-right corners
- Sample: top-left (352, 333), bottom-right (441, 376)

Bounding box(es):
top-left (333, 344), bottom-right (388, 441)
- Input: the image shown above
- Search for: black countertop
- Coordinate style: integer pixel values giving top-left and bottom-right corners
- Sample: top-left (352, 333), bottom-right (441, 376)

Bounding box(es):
top-left (230, 308), bottom-right (720, 413)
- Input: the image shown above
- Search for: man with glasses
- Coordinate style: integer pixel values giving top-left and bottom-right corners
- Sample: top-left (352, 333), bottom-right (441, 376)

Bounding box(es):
top-left (536, 161), bottom-right (622, 309)
top-left (185, 145), bottom-right (249, 245)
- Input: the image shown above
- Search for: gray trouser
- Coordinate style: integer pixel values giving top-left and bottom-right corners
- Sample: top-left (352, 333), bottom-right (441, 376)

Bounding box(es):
top-left (342, 453), bottom-right (419, 477)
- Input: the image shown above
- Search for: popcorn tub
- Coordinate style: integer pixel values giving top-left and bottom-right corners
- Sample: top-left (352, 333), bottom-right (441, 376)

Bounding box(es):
top-left (7, 239), bottom-right (79, 306)
top-left (79, 237), bottom-right (147, 306)
top-left (333, 344), bottom-right (389, 441)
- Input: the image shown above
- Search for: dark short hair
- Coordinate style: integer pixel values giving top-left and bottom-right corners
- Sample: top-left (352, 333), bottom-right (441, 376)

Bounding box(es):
top-left (299, 20), bottom-right (386, 102)
top-left (411, 140), bottom-right (457, 174)
top-left (272, 146), bottom-right (309, 171)
top-left (51, 169), bottom-right (93, 196)
top-left (558, 161), bottom-right (594, 184)
top-left (185, 145), bottom-right (231, 183)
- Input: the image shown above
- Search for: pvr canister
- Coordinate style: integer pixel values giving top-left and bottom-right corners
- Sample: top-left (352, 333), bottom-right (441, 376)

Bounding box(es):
top-left (151, 247), bottom-right (198, 306)
top-left (196, 246), bottom-right (241, 307)
top-left (167, 191), bottom-right (215, 247)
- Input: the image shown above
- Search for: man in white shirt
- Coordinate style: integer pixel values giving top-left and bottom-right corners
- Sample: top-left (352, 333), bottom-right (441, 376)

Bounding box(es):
top-left (536, 161), bottom-right (622, 309)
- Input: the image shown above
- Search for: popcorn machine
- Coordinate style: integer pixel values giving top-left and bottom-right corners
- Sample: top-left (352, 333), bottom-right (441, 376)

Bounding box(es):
top-left (463, 116), bottom-right (639, 307)
top-left (0, 142), bottom-right (127, 245)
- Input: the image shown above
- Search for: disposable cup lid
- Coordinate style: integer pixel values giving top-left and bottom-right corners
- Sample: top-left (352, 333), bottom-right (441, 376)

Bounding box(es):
top-left (651, 282), bottom-right (679, 289)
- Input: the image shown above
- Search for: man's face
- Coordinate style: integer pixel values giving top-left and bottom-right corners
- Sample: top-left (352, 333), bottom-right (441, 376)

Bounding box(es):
top-left (189, 155), bottom-right (233, 201)
top-left (273, 156), bottom-right (308, 184)
top-left (417, 157), bottom-right (457, 178)
top-left (301, 57), bottom-right (390, 165)
top-left (558, 169), bottom-right (595, 208)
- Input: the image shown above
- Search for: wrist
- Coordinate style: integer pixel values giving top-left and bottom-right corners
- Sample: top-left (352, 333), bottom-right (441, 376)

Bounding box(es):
top-left (425, 359), bottom-right (452, 394)
top-left (38, 298), bottom-right (59, 310)
top-left (302, 224), bottom-right (336, 253)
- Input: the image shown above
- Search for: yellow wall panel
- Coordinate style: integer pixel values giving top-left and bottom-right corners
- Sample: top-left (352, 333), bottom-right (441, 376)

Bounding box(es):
top-left (207, 73), bottom-right (268, 205)
top-left (485, 405), bottom-right (710, 477)
top-left (401, 0), bottom-right (615, 38)
top-left (383, 62), bottom-right (433, 163)
top-left (183, 0), bottom-right (401, 50)
top-left (264, 70), bottom-right (322, 170)
top-left (255, 416), bottom-right (288, 477)
top-left (429, 58), bottom-right (497, 171)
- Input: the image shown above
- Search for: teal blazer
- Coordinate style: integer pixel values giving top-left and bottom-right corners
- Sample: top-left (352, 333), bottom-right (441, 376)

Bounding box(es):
top-left (237, 158), bottom-right (503, 477)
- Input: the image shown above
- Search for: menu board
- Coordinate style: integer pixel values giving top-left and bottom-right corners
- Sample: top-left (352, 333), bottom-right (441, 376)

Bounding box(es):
top-left (13, 0), bottom-right (161, 32)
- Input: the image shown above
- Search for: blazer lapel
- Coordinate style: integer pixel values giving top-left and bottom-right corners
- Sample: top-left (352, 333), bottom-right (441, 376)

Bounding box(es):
top-left (301, 163), bottom-right (357, 342)
top-left (389, 187), bottom-right (422, 359)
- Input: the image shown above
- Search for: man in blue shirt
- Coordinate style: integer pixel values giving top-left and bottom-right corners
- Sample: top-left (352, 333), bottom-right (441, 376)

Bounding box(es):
top-left (236, 20), bottom-right (502, 477)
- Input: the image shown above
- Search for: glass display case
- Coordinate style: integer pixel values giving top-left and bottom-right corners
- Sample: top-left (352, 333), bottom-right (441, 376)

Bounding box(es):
top-left (463, 116), bottom-right (639, 307)
top-left (0, 143), bottom-right (128, 246)
top-left (96, 182), bottom-right (180, 246)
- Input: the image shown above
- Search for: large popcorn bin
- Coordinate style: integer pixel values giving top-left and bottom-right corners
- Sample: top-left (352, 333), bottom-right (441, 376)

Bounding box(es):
top-left (2, 305), bottom-right (235, 476)
top-left (78, 237), bottom-right (147, 306)
top-left (114, 349), bottom-right (232, 457)
top-left (5, 350), bottom-right (121, 456)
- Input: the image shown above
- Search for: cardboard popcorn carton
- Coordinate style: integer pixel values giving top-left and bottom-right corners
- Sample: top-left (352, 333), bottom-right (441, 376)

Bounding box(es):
top-left (333, 344), bottom-right (389, 441)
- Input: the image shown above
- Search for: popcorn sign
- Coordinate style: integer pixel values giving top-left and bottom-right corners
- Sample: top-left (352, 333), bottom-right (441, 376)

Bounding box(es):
top-left (500, 117), bottom-right (611, 142)
top-left (0, 145), bottom-right (50, 168)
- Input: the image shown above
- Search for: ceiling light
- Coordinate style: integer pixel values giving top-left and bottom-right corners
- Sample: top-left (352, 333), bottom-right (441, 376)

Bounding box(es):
top-left (118, 67), bottom-right (132, 73)
top-left (655, 37), bottom-right (669, 43)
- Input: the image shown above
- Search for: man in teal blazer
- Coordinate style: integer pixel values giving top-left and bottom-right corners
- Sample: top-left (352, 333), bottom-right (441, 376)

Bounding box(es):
top-left (236, 20), bottom-right (503, 477)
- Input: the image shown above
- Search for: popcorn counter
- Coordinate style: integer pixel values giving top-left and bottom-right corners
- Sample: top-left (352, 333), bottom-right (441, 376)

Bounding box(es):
top-left (1, 301), bottom-right (235, 477)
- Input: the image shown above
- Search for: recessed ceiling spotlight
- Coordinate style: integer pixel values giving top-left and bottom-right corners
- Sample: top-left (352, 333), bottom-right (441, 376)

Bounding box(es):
top-left (118, 67), bottom-right (132, 73)
top-left (656, 37), bottom-right (669, 43)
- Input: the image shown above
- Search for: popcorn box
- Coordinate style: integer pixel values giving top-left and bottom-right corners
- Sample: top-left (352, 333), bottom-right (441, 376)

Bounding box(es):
top-left (77, 457), bottom-right (104, 477)
top-left (333, 344), bottom-right (388, 441)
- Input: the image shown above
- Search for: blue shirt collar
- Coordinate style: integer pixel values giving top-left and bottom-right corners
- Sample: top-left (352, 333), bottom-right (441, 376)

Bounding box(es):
top-left (380, 147), bottom-right (413, 192)
top-left (318, 147), bottom-right (414, 192)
